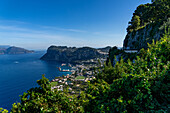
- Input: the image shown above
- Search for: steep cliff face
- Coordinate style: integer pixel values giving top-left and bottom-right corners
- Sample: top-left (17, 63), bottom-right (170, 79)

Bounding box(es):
top-left (124, 24), bottom-right (158, 49)
top-left (123, 20), bottom-right (169, 49)
top-left (40, 46), bottom-right (106, 63)
top-left (123, 0), bottom-right (169, 50)
top-left (110, 0), bottom-right (170, 64)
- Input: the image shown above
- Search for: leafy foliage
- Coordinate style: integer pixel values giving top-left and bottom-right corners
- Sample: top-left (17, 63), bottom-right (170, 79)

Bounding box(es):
top-left (4, 31), bottom-right (168, 113)
top-left (127, 0), bottom-right (170, 33)
top-left (127, 15), bottom-right (141, 32)
top-left (84, 32), bottom-right (170, 112)
top-left (0, 108), bottom-right (8, 113)
top-left (107, 46), bottom-right (137, 66)
top-left (10, 75), bottom-right (84, 113)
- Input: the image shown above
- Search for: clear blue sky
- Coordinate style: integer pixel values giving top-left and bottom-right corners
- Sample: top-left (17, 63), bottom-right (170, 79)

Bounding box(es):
top-left (0, 0), bottom-right (150, 50)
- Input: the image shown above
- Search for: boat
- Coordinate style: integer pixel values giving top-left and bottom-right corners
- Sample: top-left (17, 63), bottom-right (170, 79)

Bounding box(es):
top-left (68, 63), bottom-right (72, 67)
top-left (62, 69), bottom-right (70, 72)
top-left (61, 63), bottom-right (66, 66)
top-left (57, 67), bottom-right (70, 72)
top-left (58, 67), bottom-right (62, 71)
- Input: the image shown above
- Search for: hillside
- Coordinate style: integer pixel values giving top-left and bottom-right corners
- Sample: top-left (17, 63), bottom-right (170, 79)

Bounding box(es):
top-left (123, 0), bottom-right (169, 49)
top-left (108, 0), bottom-right (169, 64)
top-left (0, 46), bottom-right (34, 54)
top-left (40, 46), bottom-right (109, 63)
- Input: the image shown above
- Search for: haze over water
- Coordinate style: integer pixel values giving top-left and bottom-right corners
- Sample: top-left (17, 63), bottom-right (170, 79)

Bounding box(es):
top-left (0, 51), bottom-right (71, 110)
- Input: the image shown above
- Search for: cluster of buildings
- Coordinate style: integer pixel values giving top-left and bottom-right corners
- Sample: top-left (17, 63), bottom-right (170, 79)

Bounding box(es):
top-left (50, 57), bottom-right (106, 94)
top-left (71, 58), bottom-right (106, 76)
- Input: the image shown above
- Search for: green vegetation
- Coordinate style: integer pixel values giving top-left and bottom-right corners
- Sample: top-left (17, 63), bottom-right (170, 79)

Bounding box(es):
top-left (1, 0), bottom-right (169, 112)
top-left (0, 108), bottom-right (8, 113)
top-left (124, 0), bottom-right (169, 49)
top-left (127, 15), bottom-right (141, 32)
top-left (7, 30), bottom-right (169, 113)
top-left (10, 75), bottom-right (84, 112)
top-left (84, 32), bottom-right (169, 112)
top-left (127, 0), bottom-right (169, 33)
top-left (50, 81), bottom-right (58, 87)
top-left (75, 76), bottom-right (85, 80)
top-left (107, 46), bottom-right (137, 65)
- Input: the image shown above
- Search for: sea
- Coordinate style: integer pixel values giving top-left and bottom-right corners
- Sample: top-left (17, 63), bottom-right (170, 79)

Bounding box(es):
top-left (0, 51), bottom-right (71, 110)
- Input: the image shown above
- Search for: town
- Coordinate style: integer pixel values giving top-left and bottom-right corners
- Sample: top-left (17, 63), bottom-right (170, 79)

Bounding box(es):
top-left (50, 57), bottom-right (106, 95)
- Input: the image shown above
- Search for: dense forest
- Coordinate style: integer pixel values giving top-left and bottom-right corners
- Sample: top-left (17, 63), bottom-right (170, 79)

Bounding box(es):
top-left (0, 0), bottom-right (169, 112)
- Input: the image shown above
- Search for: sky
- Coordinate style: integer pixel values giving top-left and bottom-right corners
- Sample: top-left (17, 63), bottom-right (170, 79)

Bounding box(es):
top-left (0, 0), bottom-right (151, 50)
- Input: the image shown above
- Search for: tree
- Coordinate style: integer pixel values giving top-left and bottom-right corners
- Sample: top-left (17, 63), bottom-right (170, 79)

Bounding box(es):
top-left (129, 15), bottom-right (141, 30)
top-left (84, 31), bottom-right (169, 112)
top-left (10, 75), bottom-right (84, 112)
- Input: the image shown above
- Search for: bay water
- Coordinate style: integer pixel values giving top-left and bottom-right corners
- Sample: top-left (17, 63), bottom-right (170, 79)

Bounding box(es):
top-left (0, 51), bottom-right (71, 110)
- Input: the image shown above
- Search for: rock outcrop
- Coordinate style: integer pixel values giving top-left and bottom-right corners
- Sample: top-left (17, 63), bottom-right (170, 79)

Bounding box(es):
top-left (123, 0), bottom-right (169, 50)
top-left (40, 46), bottom-right (109, 63)
top-left (123, 19), bottom-right (169, 50)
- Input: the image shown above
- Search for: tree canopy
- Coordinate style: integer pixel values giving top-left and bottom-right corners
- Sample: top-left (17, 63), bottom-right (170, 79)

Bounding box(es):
top-left (127, 0), bottom-right (170, 32)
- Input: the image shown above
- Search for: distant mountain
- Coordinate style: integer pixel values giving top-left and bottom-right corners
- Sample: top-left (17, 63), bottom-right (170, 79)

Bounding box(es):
top-left (40, 46), bottom-right (110, 63)
top-left (0, 46), bottom-right (34, 55)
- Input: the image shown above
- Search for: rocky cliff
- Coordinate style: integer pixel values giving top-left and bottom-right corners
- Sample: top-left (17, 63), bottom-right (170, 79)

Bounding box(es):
top-left (123, 0), bottom-right (169, 50)
top-left (123, 19), bottom-right (169, 49)
top-left (109, 0), bottom-right (170, 65)
top-left (40, 46), bottom-right (108, 63)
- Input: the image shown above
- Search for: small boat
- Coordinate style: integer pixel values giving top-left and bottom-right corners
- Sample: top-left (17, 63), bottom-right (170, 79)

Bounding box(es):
top-left (57, 67), bottom-right (62, 71)
top-left (62, 69), bottom-right (70, 72)
top-left (68, 64), bottom-right (72, 67)
top-left (61, 63), bottom-right (66, 66)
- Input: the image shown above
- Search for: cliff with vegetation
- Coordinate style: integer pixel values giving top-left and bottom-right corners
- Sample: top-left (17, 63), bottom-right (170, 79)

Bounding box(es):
top-left (108, 0), bottom-right (169, 64)
top-left (107, 46), bottom-right (137, 65)
top-left (123, 0), bottom-right (169, 49)
top-left (40, 46), bottom-right (109, 63)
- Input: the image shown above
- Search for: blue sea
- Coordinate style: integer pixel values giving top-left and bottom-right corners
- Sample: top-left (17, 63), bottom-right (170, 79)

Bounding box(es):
top-left (0, 51), bottom-right (71, 110)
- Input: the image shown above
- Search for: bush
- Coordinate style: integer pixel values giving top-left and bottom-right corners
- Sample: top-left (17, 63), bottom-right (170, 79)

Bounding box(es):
top-left (84, 32), bottom-right (169, 112)
top-left (10, 75), bottom-right (84, 113)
